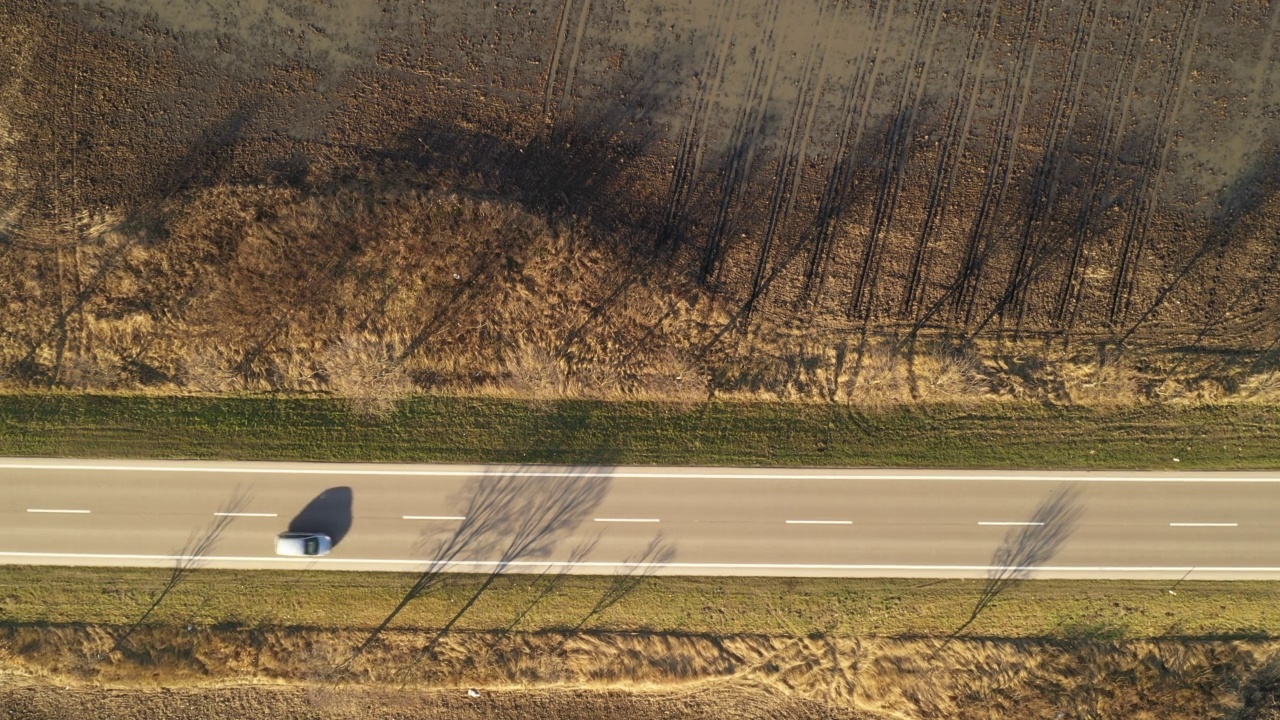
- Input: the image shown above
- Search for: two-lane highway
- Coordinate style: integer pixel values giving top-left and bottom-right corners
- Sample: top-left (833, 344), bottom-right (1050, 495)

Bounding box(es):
top-left (2, 458), bottom-right (1279, 579)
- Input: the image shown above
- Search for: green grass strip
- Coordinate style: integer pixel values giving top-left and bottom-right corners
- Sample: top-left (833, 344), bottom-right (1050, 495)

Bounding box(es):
top-left (0, 393), bottom-right (1278, 468)
top-left (0, 566), bottom-right (1275, 640)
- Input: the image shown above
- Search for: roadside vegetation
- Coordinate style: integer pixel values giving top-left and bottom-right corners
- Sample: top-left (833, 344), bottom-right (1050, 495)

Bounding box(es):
top-left (5, 0), bottom-right (1280, 716)
top-left (4, 565), bottom-right (1280, 719)
top-left (4, 565), bottom-right (1279, 642)
top-left (2, 393), bottom-right (1278, 469)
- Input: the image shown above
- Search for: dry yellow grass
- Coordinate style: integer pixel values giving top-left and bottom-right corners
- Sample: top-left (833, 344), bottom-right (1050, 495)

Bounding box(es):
top-left (2, 98), bottom-right (1277, 413)
top-left (317, 334), bottom-right (413, 417)
top-left (6, 183), bottom-right (1280, 415)
top-left (3, 624), bottom-right (1279, 719)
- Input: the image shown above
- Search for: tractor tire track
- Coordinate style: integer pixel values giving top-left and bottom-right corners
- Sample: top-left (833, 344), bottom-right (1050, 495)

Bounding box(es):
top-left (901, 0), bottom-right (1002, 320)
top-left (558, 0), bottom-right (594, 114)
top-left (999, 0), bottom-right (1100, 338)
top-left (542, 0), bottom-right (575, 119)
top-left (968, 0), bottom-right (1048, 329)
top-left (952, 0), bottom-right (1046, 329)
top-left (798, 56), bottom-right (865, 305)
top-left (1108, 0), bottom-right (1206, 326)
top-left (658, 0), bottom-right (737, 251)
top-left (787, 0), bottom-right (841, 220)
top-left (67, 19), bottom-right (86, 365)
top-left (699, 14), bottom-right (770, 282)
top-left (742, 0), bottom-right (834, 329)
top-left (1054, 0), bottom-right (1152, 333)
top-left (46, 10), bottom-right (70, 381)
top-left (47, 13), bottom-right (66, 233)
top-left (1252, 0), bottom-right (1280, 107)
top-left (952, 1), bottom-right (1040, 325)
top-left (1117, 0), bottom-right (1208, 327)
top-left (851, 0), bottom-right (944, 323)
top-left (1107, 2), bottom-right (1196, 325)
top-left (800, 0), bottom-right (898, 308)
top-left (700, 0), bottom-right (783, 285)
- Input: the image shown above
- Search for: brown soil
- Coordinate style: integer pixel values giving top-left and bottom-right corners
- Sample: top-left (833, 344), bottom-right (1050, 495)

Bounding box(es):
top-left (3, 624), bottom-right (1280, 719)
top-left (3, 0), bottom-right (1280, 405)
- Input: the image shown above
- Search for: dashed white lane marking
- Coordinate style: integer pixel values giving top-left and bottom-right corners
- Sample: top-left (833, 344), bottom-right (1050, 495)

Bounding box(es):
top-left (594, 517), bottom-right (660, 523)
top-left (213, 512), bottom-right (277, 518)
top-left (1169, 522), bottom-right (1238, 528)
top-left (786, 520), bottom-right (854, 525)
top-left (978, 521), bottom-right (1045, 526)
top-left (402, 515), bottom-right (466, 521)
top-left (26, 508), bottom-right (91, 514)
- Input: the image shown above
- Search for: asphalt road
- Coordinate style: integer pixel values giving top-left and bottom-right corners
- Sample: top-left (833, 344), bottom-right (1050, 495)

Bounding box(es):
top-left (2, 458), bottom-right (1279, 579)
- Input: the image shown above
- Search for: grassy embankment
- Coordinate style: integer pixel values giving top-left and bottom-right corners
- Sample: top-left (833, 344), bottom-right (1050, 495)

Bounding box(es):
top-left (1, 393), bottom-right (1279, 468)
top-left (2, 393), bottom-right (1278, 641)
top-left (2, 566), bottom-right (1278, 639)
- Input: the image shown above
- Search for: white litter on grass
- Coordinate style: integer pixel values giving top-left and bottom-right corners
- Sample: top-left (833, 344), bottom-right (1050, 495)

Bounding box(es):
top-left (467, 689), bottom-right (481, 698)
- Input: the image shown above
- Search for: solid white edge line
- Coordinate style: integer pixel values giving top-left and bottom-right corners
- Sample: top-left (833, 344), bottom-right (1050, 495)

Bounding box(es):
top-left (1169, 522), bottom-right (1239, 527)
top-left (1, 461), bottom-right (1277, 482)
top-left (25, 508), bottom-right (91, 514)
top-left (5, 551), bottom-right (1280, 573)
top-left (213, 512), bottom-right (277, 518)
top-left (594, 518), bottom-right (660, 523)
top-left (785, 520), bottom-right (854, 525)
top-left (978, 521), bottom-right (1045, 526)
top-left (402, 515), bottom-right (466, 521)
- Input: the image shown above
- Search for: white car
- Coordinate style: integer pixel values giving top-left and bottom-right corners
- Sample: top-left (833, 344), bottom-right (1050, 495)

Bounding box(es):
top-left (275, 532), bottom-right (333, 557)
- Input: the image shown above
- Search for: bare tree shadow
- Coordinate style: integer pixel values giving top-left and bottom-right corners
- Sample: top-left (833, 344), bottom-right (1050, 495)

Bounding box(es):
top-left (287, 486), bottom-right (354, 546)
top-left (567, 533), bottom-right (675, 636)
top-left (378, 51), bottom-right (676, 235)
top-left (337, 464), bottom-right (610, 672)
top-left (948, 485), bottom-right (1083, 643)
top-left (398, 465), bottom-right (611, 674)
top-left (6, 100), bottom-right (262, 385)
top-left (1117, 148), bottom-right (1280, 345)
top-left (695, 109), bottom-right (905, 359)
top-left (111, 487), bottom-right (252, 654)
top-left (501, 534), bottom-right (600, 635)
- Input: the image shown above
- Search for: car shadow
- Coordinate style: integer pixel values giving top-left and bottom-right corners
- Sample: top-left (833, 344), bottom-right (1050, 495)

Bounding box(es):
top-left (288, 486), bottom-right (354, 546)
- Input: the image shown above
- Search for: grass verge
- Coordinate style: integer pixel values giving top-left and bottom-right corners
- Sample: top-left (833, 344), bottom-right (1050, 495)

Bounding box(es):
top-left (1, 565), bottom-right (1277, 639)
top-left (1, 393), bottom-right (1279, 468)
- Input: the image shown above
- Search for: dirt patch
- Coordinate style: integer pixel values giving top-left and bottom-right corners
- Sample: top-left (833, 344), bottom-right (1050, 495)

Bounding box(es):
top-left (3, 624), bottom-right (1280, 718)
top-left (3, 0), bottom-right (1280, 405)
top-left (0, 683), bottom-right (863, 720)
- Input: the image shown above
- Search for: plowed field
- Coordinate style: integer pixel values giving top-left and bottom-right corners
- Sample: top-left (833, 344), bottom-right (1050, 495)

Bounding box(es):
top-left (2, 0), bottom-right (1279, 403)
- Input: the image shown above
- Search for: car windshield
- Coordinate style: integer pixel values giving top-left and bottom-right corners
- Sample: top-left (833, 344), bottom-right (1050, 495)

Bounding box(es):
top-left (304, 537), bottom-right (319, 555)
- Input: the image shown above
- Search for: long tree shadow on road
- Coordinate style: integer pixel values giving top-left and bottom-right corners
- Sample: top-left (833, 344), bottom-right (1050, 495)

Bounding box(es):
top-left (111, 487), bottom-right (253, 655)
top-left (337, 465), bottom-right (610, 673)
top-left (399, 465), bottom-right (612, 673)
top-left (948, 485), bottom-right (1084, 643)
